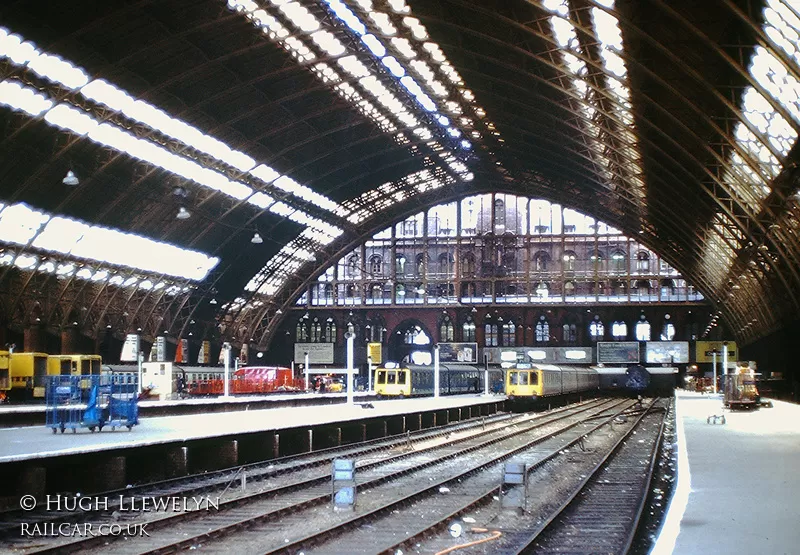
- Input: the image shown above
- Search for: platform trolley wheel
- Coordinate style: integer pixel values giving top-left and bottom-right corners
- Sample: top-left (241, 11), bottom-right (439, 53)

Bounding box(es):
top-left (98, 423), bottom-right (104, 432)
top-left (72, 428), bottom-right (76, 433)
top-left (88, 426), bottom-right (96, 432)
top-left (51, 427), bottom-right (57, 434)
top-left (112, 426), bottom-right (116, 431)
top-left (127, 425), bottom-right (133, 431)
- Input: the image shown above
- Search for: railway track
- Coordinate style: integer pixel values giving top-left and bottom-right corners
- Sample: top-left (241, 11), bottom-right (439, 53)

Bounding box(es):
top-left (302, 398), bottom-right (647, 554)
top-left (511, 397), bottom-right (671, 554)
top-left (0, 408), bottom-right (521, 538)
top-left (409, 397), bottom-right (671, 555)
top-left (10, 398), bottom-right (618, 554)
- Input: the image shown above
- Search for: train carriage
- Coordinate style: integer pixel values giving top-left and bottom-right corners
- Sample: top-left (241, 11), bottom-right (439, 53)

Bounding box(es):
top-left (374, 362), bottom-right (501, 397)
top-left (505, 363), bottom-right (600, 400)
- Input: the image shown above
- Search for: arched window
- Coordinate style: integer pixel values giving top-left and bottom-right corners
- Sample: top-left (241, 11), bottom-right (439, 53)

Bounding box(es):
top-left (347, 321), bottom-right (358, 339)
top-left (369, 254), bottom-right (383, 276)
top-left (535, 316), bottom-right (550, 343)
top-left (461, 281), bottom-right (476, 299)
top-left (438, 252), bottom-right (454, 276)
top-left (461, 252), bottom-right (476, 276)
top-left (636, 251), bottom-right (650, 273)
top-left (369, 283), bottom-right (383, 300)
top-left (661, 314), bottom-right (675, 340)
top-left (610, 249), bottom-right (627, 272)
top-left (635, 315), bottom-right (651, 341)
top-left (345, 284), bottom-right (357, 299)
top-left (439, 315), bottom-right (455, 342)
top-left (535, 282), bottom-right (549, 299)
top-left (494, 198), bottom-right (506, 232)
top-left (310, 318), bottom-right (322, 342)
top-left (612, 279), bottom-right (627, 296)
top-left (590, 250), bottom-right (604, 270)
top-left (484, 320), bottom-right (499, 346)
top-left (502, 319), bottom-right (516, 346)
top-left (346, 255), bottom-right (359, 279)
top-left (324, 318), bottom-right (337, 343)
top-left (611, 321), bottom-right (628, 340)
top-left (533, 251), bottom-right (550, 271)
top-left (635, 279), bottom-right (652, 296)
top-left (415, 253), bottom-right (427, 276)
top-left (562, 250), bottom-right (577, 271)
top-left (564, 280), bottom-right (576, 297)
top-left (463, 317), bottom-right (476, 342)
top-left (589, 316), bottom-right (604, 341)
top-left (395, 254), bottom-right (407, 276)
top-left (660, 279), bottom-right (676, 299)
top-left (562, 323), bottom-right (577, 343)
top-left (296, 319), bottom-right (308, 342)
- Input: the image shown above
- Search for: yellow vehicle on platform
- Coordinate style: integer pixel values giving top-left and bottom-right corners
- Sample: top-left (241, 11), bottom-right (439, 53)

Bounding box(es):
top-left (47, 354), bottom-right (102, 377)
top-left (9, 352), bottom-right (49, 398)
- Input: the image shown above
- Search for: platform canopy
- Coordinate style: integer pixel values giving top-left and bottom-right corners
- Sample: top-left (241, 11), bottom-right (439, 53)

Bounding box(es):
top-left (0, 0), bottom-right (798, 347)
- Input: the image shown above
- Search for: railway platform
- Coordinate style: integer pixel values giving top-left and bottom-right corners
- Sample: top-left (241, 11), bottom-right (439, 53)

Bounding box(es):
top-left (0, 390), bottom-right (379, 427)
top-left (0, 393), bottom-right (505, 508)
top-left (653, 390), bottom-right (800, 555)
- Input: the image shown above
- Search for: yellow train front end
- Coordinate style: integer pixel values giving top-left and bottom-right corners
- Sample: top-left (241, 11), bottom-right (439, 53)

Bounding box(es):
top-left (505, 365), bottom-right (543, 399)
top-left (374, 363), bottom-right (412, 397)
top-left (9, 352), bottom-right (48, 398)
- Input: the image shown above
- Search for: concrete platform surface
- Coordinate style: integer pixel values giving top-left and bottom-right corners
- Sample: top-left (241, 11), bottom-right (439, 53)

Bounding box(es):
top-left (0, 391), bottom-right (374, 414)
top-left (653, 391), bottom-right (800, 555)
top-left (0, 393), bottom-right (505, 463)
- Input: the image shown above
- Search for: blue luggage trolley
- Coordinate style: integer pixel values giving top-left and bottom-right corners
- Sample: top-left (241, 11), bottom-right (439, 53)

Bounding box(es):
top-left (104, 373), bottom-right (139, 430)
top-left (45, 374), bottom-right (139, 433)
top-left (45, 375), bottom-right (103, 433)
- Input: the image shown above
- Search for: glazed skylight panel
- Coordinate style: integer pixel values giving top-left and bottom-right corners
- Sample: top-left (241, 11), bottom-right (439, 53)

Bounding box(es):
top-left (589, 2), bottom-right (645, 201)
top-left (0, 201), bottom-right (217, 283)
top-left (0, 28), bottom-right (343, 238)
top-left (544, 1), bottom-right (615, 186)
top-left (723, 0), bottom-right (799, 213)
top-left (323, 0), bottom-right (484, 171)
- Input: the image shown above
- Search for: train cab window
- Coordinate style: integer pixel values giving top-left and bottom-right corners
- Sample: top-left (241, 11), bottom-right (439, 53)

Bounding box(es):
top-left (509, 371), bottom-right (518, 385)
top-left (529, 372), bottom-right (538, 385)
top-left (397, 371), bottom-right (407, 384)
top-left (387, 371), bottom-right (397, 384)
top-left (377, 370), bottom-right (387, 384)
top-left (519, 372), bottom-right (529, 385)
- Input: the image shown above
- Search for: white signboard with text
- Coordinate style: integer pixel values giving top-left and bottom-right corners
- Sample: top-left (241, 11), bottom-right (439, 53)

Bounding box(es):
top-left (294, 343), bottom-right (334, 364)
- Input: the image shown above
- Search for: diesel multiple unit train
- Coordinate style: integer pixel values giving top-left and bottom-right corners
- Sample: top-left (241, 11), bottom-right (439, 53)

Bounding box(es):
top-left (374, 361), bottom-right (666, 400)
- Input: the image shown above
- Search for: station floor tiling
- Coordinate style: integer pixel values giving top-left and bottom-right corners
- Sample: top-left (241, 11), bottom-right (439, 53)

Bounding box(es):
top-left (652, 390), bottom-right (800, 555)
top-left (0, 393), bottom-right (504, 463)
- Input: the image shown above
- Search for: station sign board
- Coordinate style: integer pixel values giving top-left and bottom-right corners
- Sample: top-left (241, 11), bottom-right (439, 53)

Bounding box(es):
top-left (645, 341), bottom-right (689, 364)
top-left (294, 342), bottom-right (334, 364)
top-left (438, 342), bottom-right (478, 363)
top-left (367, 342), bottom-right (382, 365)
top-left (695, 341), bottom-right (737, 363)
top-left (597, 341), bottom-right (640, 364)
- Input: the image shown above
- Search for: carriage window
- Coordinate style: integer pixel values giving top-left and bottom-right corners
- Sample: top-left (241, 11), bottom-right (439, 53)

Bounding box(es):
top-left (387, 371), bottom-right (397, 384)
top-left (397, 371), bottom-right (407, 384)
top-left (377, 370), bottom-right (386, 384)
top-left (509, 371), bottom-right (518, 385)
top-left (519, 372), bottom-right (529, 385)
top-left (530, 372), bottom-right (538, 385)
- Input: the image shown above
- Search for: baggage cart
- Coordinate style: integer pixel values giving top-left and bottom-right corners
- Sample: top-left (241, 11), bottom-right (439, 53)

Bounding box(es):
top-left (45, 374), bottom-right (139, 433)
